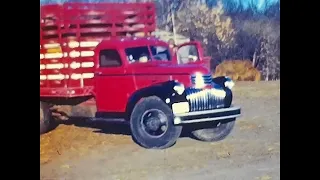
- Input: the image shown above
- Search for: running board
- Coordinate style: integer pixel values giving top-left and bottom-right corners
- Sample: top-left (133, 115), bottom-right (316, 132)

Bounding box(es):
top-left (88, 117), bottom-right (129, 124)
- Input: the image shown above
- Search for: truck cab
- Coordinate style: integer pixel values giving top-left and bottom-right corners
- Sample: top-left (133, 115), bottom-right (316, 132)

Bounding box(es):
top-left (40, 2), bottom-right (241, 149)
top-left (93, 37), bottom-right (209, 113)
top-left (92, 36), bottom-right (241, 149)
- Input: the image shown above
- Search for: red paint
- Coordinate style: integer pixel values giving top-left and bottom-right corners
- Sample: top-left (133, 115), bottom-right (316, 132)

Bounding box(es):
top-left (40, 2), bottom-right (211, 113)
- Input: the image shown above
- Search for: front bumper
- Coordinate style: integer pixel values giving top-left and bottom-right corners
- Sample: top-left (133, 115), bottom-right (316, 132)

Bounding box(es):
top-left (173, 106), bottom-right (241, 125)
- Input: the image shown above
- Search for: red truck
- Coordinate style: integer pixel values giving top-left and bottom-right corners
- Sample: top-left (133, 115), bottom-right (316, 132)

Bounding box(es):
top-left (40, 2), bottom-right (241, 149)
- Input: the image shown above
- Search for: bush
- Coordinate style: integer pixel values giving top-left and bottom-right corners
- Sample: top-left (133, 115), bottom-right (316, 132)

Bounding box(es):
top-left (213, 60), bottom-right (261, 81)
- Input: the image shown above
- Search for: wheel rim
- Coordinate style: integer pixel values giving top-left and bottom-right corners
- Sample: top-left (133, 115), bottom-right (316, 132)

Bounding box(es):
top-left (140, 109), bottom-right (169, 137)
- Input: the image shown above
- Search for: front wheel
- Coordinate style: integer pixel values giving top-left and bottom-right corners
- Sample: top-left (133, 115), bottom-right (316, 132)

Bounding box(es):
top-left (191, 119), bottom-right (235, 142)
top-left (130, 96), bottom-right (182, 149)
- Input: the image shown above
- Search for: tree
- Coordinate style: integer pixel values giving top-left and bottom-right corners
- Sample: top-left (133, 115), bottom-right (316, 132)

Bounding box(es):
top-left (175, 0), bottom-right (236, 63)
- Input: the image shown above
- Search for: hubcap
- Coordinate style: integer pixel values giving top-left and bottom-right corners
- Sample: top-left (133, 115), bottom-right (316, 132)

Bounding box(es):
top-left (140, 109), bottom-right (169, 137)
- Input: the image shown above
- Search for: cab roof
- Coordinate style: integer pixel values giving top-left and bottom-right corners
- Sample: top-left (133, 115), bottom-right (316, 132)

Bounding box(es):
top-left (98, 37), bottom-right (169, 49)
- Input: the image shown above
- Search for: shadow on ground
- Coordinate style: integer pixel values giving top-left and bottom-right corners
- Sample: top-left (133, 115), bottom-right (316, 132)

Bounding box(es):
top-left (59, 117), bottom-right (192, 138)
top-left (60, 118), bottom-right (131, 136)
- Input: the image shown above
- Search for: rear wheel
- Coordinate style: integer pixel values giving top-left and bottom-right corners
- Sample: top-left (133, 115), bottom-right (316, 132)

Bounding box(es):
top-left (40, 102), bottom-right (56, 135)
top-left (191, 119), bottom-right (235, 142)
top-left (40, 100), bottom-right (97, 132)
top-left (130, 96), bottom-right (182, 149)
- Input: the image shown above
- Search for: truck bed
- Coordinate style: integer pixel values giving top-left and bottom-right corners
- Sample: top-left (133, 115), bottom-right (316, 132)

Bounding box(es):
top-left (40, 2), bottom-right (156, 97)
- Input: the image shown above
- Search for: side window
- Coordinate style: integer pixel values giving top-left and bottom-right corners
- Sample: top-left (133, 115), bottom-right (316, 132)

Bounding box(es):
top-left (99, 49), bottom-right (122, 67)
top-left (177, 45), bottom-right (199, 64)
top-left (150, 46), bottom-right (171, 61)
top-left (125, 46), bottom-right (151, 63)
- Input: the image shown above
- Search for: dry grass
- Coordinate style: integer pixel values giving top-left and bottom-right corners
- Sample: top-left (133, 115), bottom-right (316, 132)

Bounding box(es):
top-left (40, 81), bottom-right (280, 166)
top-left (214, 60), bottom-right (261, 81)
top-left (233, 81), bottom-right (280, 98)
top-left (237, 120), bottom-right (259, 130)
top-left (40, 81), bottom-right (280, 180)
top-left (40, 124), bottom-right (131, 164)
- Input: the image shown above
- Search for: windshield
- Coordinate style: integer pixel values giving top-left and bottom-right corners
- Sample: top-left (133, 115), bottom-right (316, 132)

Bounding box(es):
top-left (125, 46), bottom-right (171, 64)
top-left (125, 46), bottom-right (150, 63)
top-left (150, 46), bottom-right (171, 61)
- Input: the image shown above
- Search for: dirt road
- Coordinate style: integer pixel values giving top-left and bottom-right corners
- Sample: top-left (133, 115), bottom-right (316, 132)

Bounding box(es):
top-left (40, 81), bottom-right (280, 180)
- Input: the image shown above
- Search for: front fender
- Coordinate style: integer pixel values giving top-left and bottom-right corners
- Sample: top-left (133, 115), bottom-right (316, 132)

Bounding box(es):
top-left (212, 76), bottom-right (234, 107)
top-left (212, 76), bottom-right (234, 90)
top-left (125, 81), bottom-right (185, 118)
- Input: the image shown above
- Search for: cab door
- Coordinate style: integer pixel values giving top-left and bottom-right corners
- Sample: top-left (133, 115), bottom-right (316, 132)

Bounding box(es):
top-left (94, 48), bottom-right (129, 112)
top-left (125, 45), bottom-right (171, 87)
top-left (175, 41), bottom-right (211, 69)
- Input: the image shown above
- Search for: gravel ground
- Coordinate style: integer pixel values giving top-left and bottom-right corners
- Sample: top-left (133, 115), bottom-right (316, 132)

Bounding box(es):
top-left (40, 81), bottom-right (280, 180)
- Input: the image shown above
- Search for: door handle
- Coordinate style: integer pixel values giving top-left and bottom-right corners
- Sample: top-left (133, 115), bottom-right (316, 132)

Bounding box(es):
top-left (95, 72), bottom-right (102, 75)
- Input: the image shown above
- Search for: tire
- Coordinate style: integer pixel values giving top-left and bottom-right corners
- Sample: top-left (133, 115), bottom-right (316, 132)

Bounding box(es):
top-left (40, 102), bottom-right (55, 135)
top-left (130, 96), bottom-right (182, 149)
top-left (191, 119), bottom-right (235, 142)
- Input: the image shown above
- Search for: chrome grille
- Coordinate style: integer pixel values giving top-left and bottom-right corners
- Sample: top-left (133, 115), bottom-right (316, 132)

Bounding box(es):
top-left (191, 74), bottom-right (212, 85)
top-left (185, 88), bottom-right (225, 112)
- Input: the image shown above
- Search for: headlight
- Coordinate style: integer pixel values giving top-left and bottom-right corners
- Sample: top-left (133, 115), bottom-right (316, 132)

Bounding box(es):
top-left (173, 83), bottom-right (185, 95)
top-left (194, 72), bottom-right (205, 89)
top-left (224, 77), bottom-right (235, 89)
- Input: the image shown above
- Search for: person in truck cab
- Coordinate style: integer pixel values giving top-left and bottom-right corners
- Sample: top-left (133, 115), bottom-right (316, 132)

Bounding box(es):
top-left (139, 53), bottom-right (149, 63)
top-left (127, 53), bottom-right (150, 63)
top-left (126, 46), bottom-right (150, 63)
